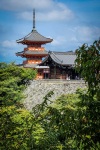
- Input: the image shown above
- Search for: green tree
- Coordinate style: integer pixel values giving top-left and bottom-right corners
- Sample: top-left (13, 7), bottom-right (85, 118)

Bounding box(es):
top-left (0, 62), bottom-right (37, 106)
top-left (75, 40), bottom-right (100, 98)
top-left (75, 40), bottom-right (100, 149)
top-left (31, 40), bottom-right (100, 149)
top-left (0, 105), bottom-right (46, 150)
top-left (0, 62), bottom-right (40, 150)
top-left (32, 92), bottom-right (80, 150)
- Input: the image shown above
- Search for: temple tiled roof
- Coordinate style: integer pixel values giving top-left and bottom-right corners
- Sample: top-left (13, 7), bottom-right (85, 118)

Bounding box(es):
top-left (16, 29), bottom-right (53, 44)
top-left (41, 51), bottom-right (76, 66)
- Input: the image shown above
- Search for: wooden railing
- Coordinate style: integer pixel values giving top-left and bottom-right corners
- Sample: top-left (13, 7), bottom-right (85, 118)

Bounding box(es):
top-left (24, 47), bottom-right (45, 51)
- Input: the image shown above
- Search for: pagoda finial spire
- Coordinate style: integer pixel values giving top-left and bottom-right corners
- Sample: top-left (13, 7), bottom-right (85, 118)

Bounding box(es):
top-left (33, 9), bottom-right (35, 29)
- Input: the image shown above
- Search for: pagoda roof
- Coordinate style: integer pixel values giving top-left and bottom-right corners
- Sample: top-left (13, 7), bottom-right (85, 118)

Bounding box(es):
top-left (40, 51), bottom-right (76, 66)
top-left (16, 50), bottom-right (48, 57)
top-left (16, 29), bottom-right (53, 45)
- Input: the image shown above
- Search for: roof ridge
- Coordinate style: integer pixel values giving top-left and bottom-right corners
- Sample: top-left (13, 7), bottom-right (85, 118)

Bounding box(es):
top-left (50, 51), bottom-right (63, 63)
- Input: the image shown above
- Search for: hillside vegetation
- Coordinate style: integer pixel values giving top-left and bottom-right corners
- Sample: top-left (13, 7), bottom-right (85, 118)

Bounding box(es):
top-left (0, 40), bottom-right (100, 149)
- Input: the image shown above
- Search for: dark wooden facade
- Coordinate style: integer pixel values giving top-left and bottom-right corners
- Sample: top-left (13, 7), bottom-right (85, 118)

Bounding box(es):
top-left (39, 53), bottom-right (78, 79)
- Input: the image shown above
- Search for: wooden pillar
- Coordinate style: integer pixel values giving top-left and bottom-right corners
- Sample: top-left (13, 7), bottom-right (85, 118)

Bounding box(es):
top-left (54, 64), bottom-right (56, 79)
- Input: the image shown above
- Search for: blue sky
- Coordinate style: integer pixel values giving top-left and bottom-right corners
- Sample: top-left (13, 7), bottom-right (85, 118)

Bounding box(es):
top-left (0, 0), bottom-right (100, 64)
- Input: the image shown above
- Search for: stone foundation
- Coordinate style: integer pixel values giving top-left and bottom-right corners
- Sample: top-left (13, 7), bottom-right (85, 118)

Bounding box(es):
top-left (24, 79), bottom-right (87, 111)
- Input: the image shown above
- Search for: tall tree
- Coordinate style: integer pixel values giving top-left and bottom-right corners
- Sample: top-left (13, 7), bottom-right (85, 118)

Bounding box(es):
top-left (75, 40), bottom-right (100, 149)
top-left (0, 62), bottom-right (37, 106)
top-left (75, 40), bottom-right (100, 98)
top-left (0, 63), bottom-right (39, 150)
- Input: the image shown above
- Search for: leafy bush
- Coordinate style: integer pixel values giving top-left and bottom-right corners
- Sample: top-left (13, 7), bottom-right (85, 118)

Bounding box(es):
top-left (0, 62), bottom-right (37, 106)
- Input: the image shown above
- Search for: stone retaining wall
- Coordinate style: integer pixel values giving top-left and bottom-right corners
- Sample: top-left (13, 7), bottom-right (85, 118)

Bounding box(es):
top-left (24, 80), bottom-right (86, 111)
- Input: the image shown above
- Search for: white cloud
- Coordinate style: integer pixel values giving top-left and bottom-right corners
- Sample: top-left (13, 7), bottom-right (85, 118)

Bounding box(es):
top-left (0, 0), bottom-right (53, 11)
top-left (50, 26), bottom-right (100, 51)
top-left (38, 9), bottom-right (74, 21)
top-left (71, 26), bottom-right (100, 44)
top-left (0, 0), bottom-right (74, 21)
top-left (19, 9), bottom-right (74, 21)
top-left (1, 40), bottom-right (17, 48)
top-left (51, 36), bottom-right (66, 46)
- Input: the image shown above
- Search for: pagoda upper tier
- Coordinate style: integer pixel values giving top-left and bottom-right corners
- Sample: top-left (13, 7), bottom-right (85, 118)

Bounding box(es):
top-left (16, 28), bottom-right (53, 45)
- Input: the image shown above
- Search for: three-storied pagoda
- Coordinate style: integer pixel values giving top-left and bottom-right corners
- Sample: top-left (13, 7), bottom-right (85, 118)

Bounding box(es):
top-left (16, 10), bottom-right (53, 79)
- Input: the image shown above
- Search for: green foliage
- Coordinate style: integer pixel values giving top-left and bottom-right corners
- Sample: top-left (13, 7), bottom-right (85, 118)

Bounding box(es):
top-left (32, 92), bottom-right (80, 149)
top-left (32, 89), bottom-right (100, 150)
top-left (75, 40), bottom-right (100, 149)
top-left (30, 40), bottom-right (100, 149)
top-left (0, 62), bottom-right (39, 150)
top-left (74, 89), bottom-right (100, 149)
top-left (0, 105), bottom-right (46, 150)
top-left (0, 62), bottom-right (37, 106)
top-left (75, 40), bottom-right (100, 98)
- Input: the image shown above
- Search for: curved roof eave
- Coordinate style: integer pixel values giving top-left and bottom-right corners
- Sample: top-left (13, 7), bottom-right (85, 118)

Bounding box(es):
top-left (16, 29), bottom-right (53, 44)
top-left (39, 55), bottom-right (49, 65)
top-left (40, 53), bottom-right (63, 66)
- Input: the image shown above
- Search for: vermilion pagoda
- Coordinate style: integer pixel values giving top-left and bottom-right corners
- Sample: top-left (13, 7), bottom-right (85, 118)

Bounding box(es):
top-left (16, 10), bottom-right (53, 79)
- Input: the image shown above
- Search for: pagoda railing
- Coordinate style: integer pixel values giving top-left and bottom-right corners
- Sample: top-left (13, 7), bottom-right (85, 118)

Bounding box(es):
top-left (24, 47), bottom-right (45, 51)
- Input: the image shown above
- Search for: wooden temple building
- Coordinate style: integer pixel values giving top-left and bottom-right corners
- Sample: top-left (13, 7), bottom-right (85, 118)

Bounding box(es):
top-left (16, 10), bottom-right (77, 79)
